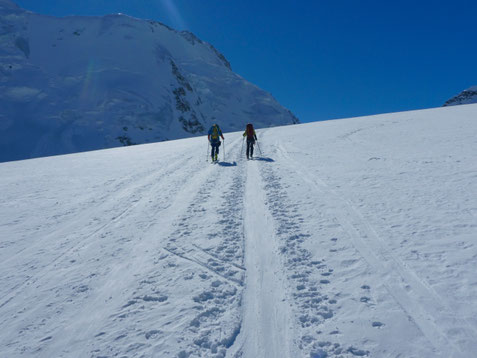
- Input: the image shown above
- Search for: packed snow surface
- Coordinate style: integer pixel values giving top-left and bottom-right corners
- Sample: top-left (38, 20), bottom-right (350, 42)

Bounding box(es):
top-left (1, 104), bottom-right (477, 357)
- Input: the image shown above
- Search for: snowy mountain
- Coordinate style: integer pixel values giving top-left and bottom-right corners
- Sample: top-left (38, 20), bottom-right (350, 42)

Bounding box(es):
top-left (0, 0), bottom-right (298, 162)
top-left (1, 104), bottom-right (477, 358)
top-left (443, 85), bottom-right (477, 106)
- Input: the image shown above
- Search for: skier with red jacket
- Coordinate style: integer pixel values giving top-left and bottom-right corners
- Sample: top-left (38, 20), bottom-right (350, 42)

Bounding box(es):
top-left (243, 123), bottom-right (257, 160)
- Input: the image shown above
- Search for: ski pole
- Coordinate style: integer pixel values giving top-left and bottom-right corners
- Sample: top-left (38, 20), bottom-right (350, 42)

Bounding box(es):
top-left (223, 138), bottom-right (225, 161)
top-left (256, 140), bottom-right (262, 155)
top-left (206, 141), bottom-right (209, 162)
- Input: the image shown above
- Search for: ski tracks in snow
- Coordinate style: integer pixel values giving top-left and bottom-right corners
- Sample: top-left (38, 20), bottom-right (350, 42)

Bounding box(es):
top-left (0, 148), bottom-right (214, 357)
top-left (0, 154), bottom-right (191, 311)
top-left (274, 139), bottom-right (477, 358)
top-left (4, 127), bottom-right (475, 357)
top-left (67, 136), bottom-right (248, 358)
top-left (227, 155), bottom-right (297, 358)
top-left (155, 136), bottom-right (247, 357)
top-left (247, 141), bottom-right (363, 358)
top-left (0, 137), bottom-right (246, 357)
top-left (230, 133), bottom-right (371, 358)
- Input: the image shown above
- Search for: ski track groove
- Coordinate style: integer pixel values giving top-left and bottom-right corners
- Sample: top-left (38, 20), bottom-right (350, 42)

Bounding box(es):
top-left (275, 140), bottom-right (476, 358)
top-left (228, 149), bottom-right (300, 358)
top-left (163, 247), bottom-right (244, 287)
top-left (191, 243), bottom-right (246, 271)
top-left (0, 153), bottom-right (193, 312)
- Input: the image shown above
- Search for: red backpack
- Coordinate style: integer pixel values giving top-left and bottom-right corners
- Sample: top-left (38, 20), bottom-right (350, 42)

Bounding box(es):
top-left (246, 123), bottom-right (254, 138)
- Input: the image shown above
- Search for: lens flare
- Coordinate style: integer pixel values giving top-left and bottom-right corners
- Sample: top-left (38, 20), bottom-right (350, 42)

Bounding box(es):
top-left (79, 59), bottom-right (97, 106)
top-left (161, 0), bottom-right (187, 30)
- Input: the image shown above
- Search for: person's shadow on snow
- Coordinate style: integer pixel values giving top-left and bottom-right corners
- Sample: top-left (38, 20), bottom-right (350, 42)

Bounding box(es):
top-left (218, 161), bottom-right (237, 167)
top-left (251, 157), bottom-right (274, 162)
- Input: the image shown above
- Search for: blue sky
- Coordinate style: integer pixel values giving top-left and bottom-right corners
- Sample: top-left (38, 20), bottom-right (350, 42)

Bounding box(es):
top-left (14, 0), bottom-right (477, 123)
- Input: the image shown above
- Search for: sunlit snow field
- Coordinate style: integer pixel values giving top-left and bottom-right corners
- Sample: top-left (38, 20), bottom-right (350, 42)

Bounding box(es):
top-left (1, 104), bottom-right (477, 357)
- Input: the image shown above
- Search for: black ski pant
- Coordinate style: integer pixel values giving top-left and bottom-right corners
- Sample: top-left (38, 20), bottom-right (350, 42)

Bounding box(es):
top-left (211, 141), bottom-right (221, 159)
top-left (246, 138), bottom-right (255, 158)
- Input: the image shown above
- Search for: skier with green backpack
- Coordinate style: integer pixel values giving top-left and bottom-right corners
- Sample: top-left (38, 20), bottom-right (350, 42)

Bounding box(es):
top-left (208, 123), bottom-right (224, 162)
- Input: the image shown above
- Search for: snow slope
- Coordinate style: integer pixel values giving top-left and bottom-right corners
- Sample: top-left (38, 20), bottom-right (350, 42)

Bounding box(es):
top-left (0, 0), bottom-right (298, 162)
top-left (443, 86), bottom-right (477, 106)
top-left (1, 104), bottom-right (476, 358)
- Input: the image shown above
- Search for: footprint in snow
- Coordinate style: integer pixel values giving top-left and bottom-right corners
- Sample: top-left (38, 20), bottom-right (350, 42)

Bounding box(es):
top-left (145, 330), bottom-right (162, 339)
top-left (360, 296), bottom-right (372, 304)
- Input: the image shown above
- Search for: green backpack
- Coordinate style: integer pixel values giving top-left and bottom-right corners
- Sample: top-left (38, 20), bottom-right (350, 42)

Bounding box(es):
top-left (211, 125), bottom-right (220, 140)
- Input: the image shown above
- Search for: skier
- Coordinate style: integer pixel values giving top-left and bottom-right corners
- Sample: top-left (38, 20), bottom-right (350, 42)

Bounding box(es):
top-left (243, 123), bottom-right (257, 159)
top-left (208, 123), bottom-right (224, 162)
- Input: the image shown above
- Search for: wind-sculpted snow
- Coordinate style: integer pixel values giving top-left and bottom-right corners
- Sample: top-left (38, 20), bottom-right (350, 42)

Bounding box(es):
top-left (0, 104), bottom-right (477, 357)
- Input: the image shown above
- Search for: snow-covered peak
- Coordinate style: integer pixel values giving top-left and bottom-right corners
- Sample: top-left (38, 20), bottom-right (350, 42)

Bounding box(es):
top-left (0, 3), bottom-right (298, 162)
top-left (443, 86), bottom-right (477, 106)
